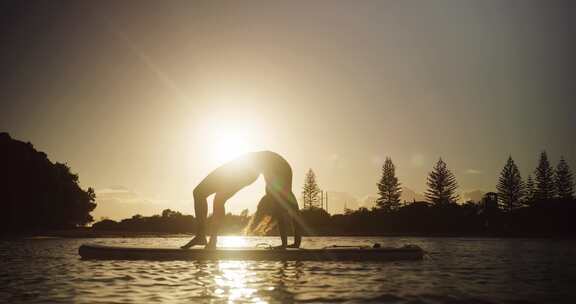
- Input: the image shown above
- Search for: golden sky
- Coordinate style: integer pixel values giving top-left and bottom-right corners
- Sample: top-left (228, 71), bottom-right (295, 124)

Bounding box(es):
top-left (1, 1), bottom-right (575, 219)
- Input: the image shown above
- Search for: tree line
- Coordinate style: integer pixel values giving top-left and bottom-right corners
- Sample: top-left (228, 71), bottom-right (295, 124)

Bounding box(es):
top-left (298, 151), bottom-right (575, 236)
top-left (1, 133), bottom-right (96, 234)
top-left (303, 151), bottom-right (573, 211)
top-left (373, 151), bottom-right (573, 211)
top-left (3, 130), bottom-right (573, 237)
top-left (99, 152), bottom-right (575, 236)
top-left (93, 209), bottom-right (250, 235)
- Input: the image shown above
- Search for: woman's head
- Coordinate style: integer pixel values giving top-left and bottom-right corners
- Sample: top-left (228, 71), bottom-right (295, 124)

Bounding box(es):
top-left (245, 194), bottom-right (279, 235)
top-left (245, 192), bottom-right (300, 235)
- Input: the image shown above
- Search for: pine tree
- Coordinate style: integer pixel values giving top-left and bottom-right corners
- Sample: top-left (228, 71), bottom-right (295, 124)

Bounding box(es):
top-left (425, 158), bottom-right (459, 205)
top-left (302, 169), bottom-right (321, 209)
top-left (496, 156), bottom-right (524, 212)
top-left (525, 175), bottom-right (536, 205)
top-left (555, 156), bottom-right (574, 200)
top-left (534, 151), bottom-right (556, 202)
top-left (376, 157), bottom-right (402, 212)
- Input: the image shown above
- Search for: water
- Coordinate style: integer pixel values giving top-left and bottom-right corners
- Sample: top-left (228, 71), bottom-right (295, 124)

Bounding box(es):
top-left (1, 237), bottom-right (575, 303)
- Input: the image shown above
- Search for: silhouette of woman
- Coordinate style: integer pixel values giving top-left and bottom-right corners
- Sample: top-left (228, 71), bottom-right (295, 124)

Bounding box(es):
top-left (181, 151), bottom-right (302, 249)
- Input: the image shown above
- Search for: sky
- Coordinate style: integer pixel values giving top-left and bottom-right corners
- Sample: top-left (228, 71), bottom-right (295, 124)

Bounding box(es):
top-left (1, 1), bottom-right (575, 219)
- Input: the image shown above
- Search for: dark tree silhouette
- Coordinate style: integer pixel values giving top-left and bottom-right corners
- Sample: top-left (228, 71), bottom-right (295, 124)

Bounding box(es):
top-left (88, 149), bottom-right (576, 238)
top-left (376, 157), bottom-right (402, 212)
top-left (92, 209), bottom-right (251, 235)
top-left (0, 132), bottom-right (96, 233)
top-left (525, 175), bottom-right (536, 205)
top-left (555, 156), bottom-right (574, 200)
top-left (299, 207), bottom-right (331, 235)
top-left (496, 156), bottom-right (524, 212)
top-left (481, 192), bottom-right (499, 214)
top-left (302, 169), bottom-right (321, 209)
top-left (425, 158), bottom-right (459, 205)
top-left (534, 151), bottom-right (556, 202)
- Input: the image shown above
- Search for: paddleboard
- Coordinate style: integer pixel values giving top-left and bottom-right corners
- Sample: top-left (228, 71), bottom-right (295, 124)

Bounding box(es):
top-left (78, 244), bottom-right (424, 261)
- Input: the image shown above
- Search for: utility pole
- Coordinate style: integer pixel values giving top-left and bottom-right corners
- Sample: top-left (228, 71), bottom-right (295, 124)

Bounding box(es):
top-left (326, 191), bottom-right (329, 214)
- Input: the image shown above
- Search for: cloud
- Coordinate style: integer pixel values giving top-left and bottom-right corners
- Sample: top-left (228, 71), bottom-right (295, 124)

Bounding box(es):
top-left (358, 187), bottom-right (426, 209)
top-left (328, 153), bottom-right (347, 169)
top-left (465, 169), bottom-right (482, 175)
top-left (358, 195), bottom-right (377, 209)
top-left (92, 187), bottom-right (193, 221)
top-left (462, 190), bottom-right (486, 202)
top-left (95, 187), bottom-right (150, 204)
top-left (400, 187), bottom-right (426, 202)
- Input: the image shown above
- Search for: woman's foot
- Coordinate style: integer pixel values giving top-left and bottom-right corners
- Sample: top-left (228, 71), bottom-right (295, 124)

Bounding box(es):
top-left (180, 236), bottom-right (207, 249)
top-left (204, 237), bottom-right (217, 250)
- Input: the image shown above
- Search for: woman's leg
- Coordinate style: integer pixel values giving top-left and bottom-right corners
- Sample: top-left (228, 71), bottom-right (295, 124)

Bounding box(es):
top-left (182, 152), bottom-right (261, 249)
top-left (193, 186), bottom-right (209, 237)
top-left (287, 191), bottom-right (303, 247)
top-left (206, 192), bottom-right (232, 249)
top-left (180, 182), bottom-right (214, 249)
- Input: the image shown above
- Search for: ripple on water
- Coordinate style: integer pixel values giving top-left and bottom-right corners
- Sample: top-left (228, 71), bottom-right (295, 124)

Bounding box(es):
top-left (1, 237), bottom-right (576, 303)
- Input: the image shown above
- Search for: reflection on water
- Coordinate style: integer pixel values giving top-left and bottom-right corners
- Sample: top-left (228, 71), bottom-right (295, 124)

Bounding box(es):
top-left (1, 236), bottom-right (576, 303)
top-left (218, 236), bottom-right (250, 248)
top-left (215, 261), bottom-right (259, 302)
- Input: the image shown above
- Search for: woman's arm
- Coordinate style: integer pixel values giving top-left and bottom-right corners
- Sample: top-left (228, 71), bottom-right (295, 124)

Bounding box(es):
top-left (288, 207), bottom-right (302, 248)
top-left (278, 215), bottom-right (289, 248)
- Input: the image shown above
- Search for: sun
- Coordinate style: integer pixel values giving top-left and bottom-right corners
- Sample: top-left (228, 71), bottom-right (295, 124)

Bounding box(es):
top-left (212, 125), bottom-right (252, 163)
top-left (193, 109), bottom-right (266, 166)
top-left (196, 115), bottom-right (262, 164)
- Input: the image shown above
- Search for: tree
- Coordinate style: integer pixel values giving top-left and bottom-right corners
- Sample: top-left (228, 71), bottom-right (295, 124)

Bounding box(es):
top-left (425, 158), bottom-right (459, 205)
top-left (534, 151), bottom-right (556, 202)
top-left (162, 209), bottom-right (181, 218)
top-left (376, 157), bottom-right (402, 211)
top-left (555, 157), bottom-right (574, 200)
top-left (525, 175), bottom-right (536, 205)
top-left (302, 169), bottom-right (321, 209)
top-left (496, 156), bottom-right (524, 212)
top-left (0, 132), bottom-right (97, 233)
top-left (480, 192), bottom-right (499, 214)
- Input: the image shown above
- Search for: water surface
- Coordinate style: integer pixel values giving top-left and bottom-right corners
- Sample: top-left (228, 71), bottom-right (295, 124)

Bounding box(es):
top-left (1, 237), bottom-right (575, 303)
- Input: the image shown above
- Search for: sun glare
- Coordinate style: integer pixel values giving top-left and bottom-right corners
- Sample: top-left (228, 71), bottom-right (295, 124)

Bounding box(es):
top-left (195, 112), bottom-right (264, 166)
top-left (219, 236), bottom-right (249, 248)
top-left (213, 126), bottom-right (251, 163)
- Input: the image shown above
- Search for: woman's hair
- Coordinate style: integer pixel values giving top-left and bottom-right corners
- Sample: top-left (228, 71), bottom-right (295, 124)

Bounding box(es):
top-left (245, 194), bottom-right (278, 235)
top-left (244, 193), bottom-right (299, 236)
